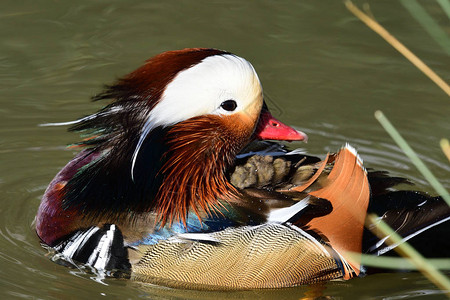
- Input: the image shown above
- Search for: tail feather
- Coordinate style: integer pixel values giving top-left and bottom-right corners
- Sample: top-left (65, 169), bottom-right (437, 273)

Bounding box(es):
top-left (364, 191), bottom-right (450, 257)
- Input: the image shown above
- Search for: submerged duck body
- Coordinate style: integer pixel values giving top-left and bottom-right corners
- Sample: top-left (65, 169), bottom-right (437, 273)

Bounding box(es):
top-left (36, 48), bottom-right (449, 289)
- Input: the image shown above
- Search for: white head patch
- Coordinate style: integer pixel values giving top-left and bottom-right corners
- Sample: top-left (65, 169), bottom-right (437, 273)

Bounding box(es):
top-left (131, 54), bottom-right (263, 179)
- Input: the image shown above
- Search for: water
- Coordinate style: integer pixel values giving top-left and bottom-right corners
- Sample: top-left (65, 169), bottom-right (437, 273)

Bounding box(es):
top-left (1, 0), bottom-right (449, 298)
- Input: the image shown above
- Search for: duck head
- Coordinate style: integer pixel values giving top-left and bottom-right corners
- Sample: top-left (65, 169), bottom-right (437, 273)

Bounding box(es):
top-left (57, 48), bottom-right (307, 227)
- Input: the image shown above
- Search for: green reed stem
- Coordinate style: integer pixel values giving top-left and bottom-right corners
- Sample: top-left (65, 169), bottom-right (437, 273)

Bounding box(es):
top-left (353, 253), bottom-right (450, 270)
top-left (400, 0), bottom-right (450, 55)
top-left (437, 0), bottom-right (450, 19)
top-left (374, 110), bottom-right (450, 206)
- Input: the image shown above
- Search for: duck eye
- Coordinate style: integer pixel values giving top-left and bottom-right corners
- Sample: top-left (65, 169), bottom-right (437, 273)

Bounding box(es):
top-left (220, 100), bottom-right (237, 112)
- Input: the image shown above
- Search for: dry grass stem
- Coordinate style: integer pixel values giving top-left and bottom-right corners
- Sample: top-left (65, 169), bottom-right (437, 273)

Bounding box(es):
top-left (345, 1), bottom-right (450, 96)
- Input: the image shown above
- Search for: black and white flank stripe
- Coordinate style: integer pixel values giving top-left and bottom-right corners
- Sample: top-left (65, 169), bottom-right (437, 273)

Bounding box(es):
top-left (54, 224), bottom-right (130, 272)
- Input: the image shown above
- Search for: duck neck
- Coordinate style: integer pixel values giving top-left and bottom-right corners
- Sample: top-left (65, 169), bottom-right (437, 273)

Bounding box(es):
top-left (154, 115), bottom-right (251, 226)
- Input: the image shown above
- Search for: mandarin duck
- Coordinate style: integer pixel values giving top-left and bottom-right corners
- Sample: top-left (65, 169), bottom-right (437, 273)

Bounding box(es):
top-left (36, 48), bottom-right (449, 290)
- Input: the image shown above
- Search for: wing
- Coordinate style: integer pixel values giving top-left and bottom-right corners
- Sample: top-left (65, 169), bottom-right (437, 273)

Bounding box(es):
top-left (131, 223), bottom-right (344, 289)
